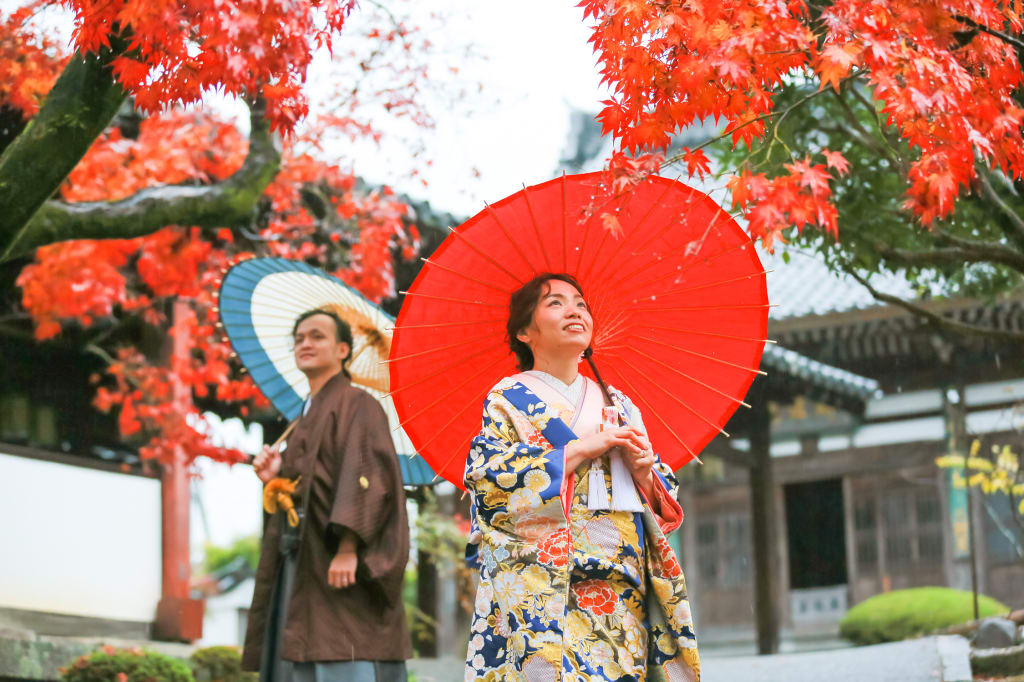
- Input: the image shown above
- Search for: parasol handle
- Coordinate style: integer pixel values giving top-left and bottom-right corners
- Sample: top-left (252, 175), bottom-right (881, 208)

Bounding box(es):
top-left (583, 347), bottom-right (618, 417)
top-left (245, 419), bottom-right (298, 465)
top-left (584, 348), bottom-right (703, 466)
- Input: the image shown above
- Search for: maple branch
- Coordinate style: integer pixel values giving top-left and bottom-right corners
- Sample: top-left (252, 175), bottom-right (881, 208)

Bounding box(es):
top-left (976, 169), bottom-right (1024, 248)
top-left (0, 41), bottom-right (129, 262)
top-left (1, 99), bottom-right (281, 261)
top-left (953, 14), bottom-right (1024, 55)
top-left (845, 269), bottom-right (1024, 342)
top-left (846, 82), bottom-right (903, 152)
top-left (874, 234), bottom-right (1024, 273)
top-left (831, 87), bottom-right (907, 173)
top-left (662, 71), bottom-right (860, 169)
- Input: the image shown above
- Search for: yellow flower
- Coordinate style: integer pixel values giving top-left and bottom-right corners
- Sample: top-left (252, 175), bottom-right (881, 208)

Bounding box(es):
top-left (508, 488), bottom-right (542, 515)
top-left (565, 610), bottom-right (590, 642)
top-left (936, 455), bottom-right (965, 469)
top-left (496, 472), bottom-right (517, 489)
top-left (967, 457), bottom-right (993, 472)
top-left (524, 469), bottom-right (551, 492)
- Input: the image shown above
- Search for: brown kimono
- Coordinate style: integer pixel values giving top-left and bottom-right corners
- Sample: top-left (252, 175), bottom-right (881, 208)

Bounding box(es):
top-left (242, 372), bottom-right (412, 671)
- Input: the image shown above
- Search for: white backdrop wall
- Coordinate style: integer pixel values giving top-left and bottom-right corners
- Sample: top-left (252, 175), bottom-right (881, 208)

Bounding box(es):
top-left (0, 451), bottom-right (162, 622)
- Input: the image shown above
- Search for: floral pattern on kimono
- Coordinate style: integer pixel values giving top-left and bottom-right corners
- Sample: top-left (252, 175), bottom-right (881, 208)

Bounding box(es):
top-left (464, 378), bottom-right (700, 682)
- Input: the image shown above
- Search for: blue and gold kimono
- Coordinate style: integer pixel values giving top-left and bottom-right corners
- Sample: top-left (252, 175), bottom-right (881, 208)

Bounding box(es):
top-left (464, 372), bottom-right (700, 682)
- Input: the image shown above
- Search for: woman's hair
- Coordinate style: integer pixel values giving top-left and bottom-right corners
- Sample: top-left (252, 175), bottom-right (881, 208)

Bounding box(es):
top-left (507, 273), bottom-right (586, 371)
top-left (292, 308), bottom-right (354, 378)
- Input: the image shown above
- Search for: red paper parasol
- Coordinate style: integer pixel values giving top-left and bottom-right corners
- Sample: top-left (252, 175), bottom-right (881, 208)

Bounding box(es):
top-left (389, 172), bottom-right (769, 487)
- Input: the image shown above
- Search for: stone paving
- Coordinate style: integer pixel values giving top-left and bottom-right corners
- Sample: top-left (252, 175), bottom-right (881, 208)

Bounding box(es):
top-left (701, 636), bottom-right (972, 682)
top-left (407, 636), bottom-right (974, 681)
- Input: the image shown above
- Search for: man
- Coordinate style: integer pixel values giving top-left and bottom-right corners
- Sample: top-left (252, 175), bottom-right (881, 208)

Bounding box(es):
top-left (242, 308), bottom-right (412, 682)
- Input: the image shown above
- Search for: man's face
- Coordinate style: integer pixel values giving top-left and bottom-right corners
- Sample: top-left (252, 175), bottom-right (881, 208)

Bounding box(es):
top-left (293, 314), bottom-right (349, 376)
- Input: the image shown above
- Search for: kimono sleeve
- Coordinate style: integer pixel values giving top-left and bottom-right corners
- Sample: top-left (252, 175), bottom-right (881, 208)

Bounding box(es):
top-left (619, 392), bottom-right (684, 534)
top-left (464, 391), bottom-right (566, 535)
top-left (326, 391), bottom-right (401, 552)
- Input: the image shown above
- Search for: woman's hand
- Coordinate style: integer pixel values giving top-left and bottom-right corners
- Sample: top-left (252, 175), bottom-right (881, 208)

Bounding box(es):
top-left (253, 444), bottom-right (282, 483)
top-left (623, 440), bottom-right (657, 497)
top-left (565, 426), bottom-right (647, 472)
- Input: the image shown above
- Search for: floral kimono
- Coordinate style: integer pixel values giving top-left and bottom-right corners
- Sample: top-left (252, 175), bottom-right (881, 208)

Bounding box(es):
top-left (464, 371), bottom-right (700, 682)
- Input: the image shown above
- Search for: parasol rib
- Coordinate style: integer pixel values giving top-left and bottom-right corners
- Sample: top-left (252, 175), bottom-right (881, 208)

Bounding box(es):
top-left (616, 229), bottom-right (754, 296)
top-left (382, 339), bottom-right (503, 365)
top-left (631, 269), bottom-right (772, 303)
top-left (393, 355), bottom-right (507, 433)
top-left (483, 202), bottom-right (536, 276)
top-left (634, 334), bottom-right (768, 375)
top-left (643, 324), bottom-right (776, 345)
top-left (603, 202), bottom-right (729, 294)
top-left (445, 225), bottom-right (523, 285)
top-left (571, 206), bottom-right (602, 276)
top-left (420, 257), bottom-right (509, 292)
top-left (561, 172), bottom-right (569, 272)
top-left (521, 184), bottom-right (553, 272)
top-left (605, 350), bottom-right (732, 437)
top-left (414, 385), bottom-right (492, 467)
top-left (588, 191), bottom-right (704, 299)
top-left (602, 364), bottom-right (701, 463)
top-left (630, 302), bottom-right (776, 313)
top-left (220, 307), bottom-right (312, 322)
top-left (386, 318), bottom-right (504, 331)
top-left (623, 345), bottom-right (752, 408)
top-left (383, 343), bottom-right (502, 397)
top-left (397, 291), bottom-right (504, 308)
top-left (580, 178), bottom-right (678, 286)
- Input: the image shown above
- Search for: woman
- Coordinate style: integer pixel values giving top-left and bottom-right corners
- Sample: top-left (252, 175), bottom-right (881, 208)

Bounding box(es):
top-left (464, 273), bottom-right (701, 682)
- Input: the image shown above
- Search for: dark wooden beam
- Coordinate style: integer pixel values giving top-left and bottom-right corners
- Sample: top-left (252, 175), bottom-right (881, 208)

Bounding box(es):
top-left (747, 380), bottom-right (781, 654)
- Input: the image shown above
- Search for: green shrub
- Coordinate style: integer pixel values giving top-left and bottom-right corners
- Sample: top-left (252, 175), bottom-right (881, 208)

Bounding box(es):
top-left (203, 535), bottom-right (260, 575)
top-left (839, 587), bottom-right (1011, 645)
top-left (189, 646), bottom-right (256, 682)
top-left (60, 645), bottom-right (193, 682)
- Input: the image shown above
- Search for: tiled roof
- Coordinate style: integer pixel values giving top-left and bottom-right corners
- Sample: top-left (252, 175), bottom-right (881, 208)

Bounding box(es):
top-left (761, 343), bottom-right (881, 404)
top-left (762, 248), bottom-right (916, 321)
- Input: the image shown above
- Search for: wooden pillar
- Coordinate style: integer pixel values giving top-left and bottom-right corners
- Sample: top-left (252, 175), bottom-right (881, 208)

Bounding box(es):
top-left (942, 382), bottom-right (981, 618)
top-left (154, 300), bottom-right (204, 641)
top-left (748, 379), bottom-right (781, 654)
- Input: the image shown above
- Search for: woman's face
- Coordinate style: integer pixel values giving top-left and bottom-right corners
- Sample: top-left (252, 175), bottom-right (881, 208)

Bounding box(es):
top-left (516, 279), bottom-right (593, 358)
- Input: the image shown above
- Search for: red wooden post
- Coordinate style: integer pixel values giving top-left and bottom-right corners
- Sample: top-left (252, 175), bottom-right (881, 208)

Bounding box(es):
top-left (154, 300), bottom-right (204, 641)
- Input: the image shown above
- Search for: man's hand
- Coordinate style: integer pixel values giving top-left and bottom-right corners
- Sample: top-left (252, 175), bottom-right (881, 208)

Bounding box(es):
top-left (253, 444), bottom-right (282, 483)
top-left (328, 550), bottom-right (358, 589)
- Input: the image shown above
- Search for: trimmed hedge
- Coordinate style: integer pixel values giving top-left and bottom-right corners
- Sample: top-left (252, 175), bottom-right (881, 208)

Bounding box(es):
top-left (839, 587), bottom-right (1011, 645)
top-left (60, 646), bottom-right (193, 682)
top-left (190, 646), bottom-right (256, 682)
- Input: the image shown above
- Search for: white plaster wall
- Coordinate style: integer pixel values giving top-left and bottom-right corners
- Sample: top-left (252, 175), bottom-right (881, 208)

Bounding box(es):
top-left (0, 452), bottom-right (162, 622)
top-left (200, 578), bottom-right (254, 647)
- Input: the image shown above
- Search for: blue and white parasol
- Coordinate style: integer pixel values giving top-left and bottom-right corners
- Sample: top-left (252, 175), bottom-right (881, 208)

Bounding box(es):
top-left (217, 257), bottom-right (434, 485)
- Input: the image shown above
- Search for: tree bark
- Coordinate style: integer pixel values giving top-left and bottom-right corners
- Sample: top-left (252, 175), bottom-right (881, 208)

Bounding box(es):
top-left (847, 269), bottom-right (1024, 342)
top-left (0, 44), bottom-right (128, 260)
top-left (1, 99), bottom-right (281, 262)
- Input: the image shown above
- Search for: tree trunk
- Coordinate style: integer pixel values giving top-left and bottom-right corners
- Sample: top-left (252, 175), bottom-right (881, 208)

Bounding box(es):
top-left (0, 45), bottom-right (127, 260)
